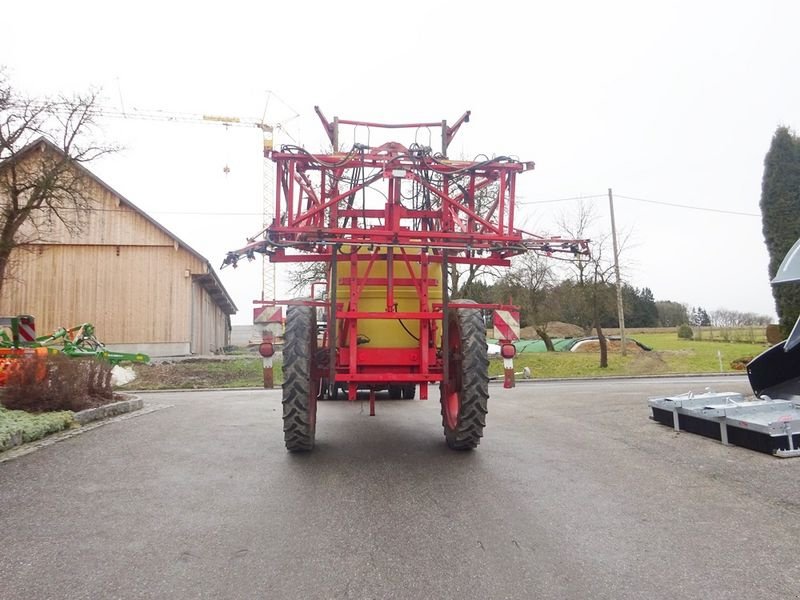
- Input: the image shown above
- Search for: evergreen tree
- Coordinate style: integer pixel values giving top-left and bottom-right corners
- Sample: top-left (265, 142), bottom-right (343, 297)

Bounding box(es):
top-left (621, 285), bottom-right (659, 328)
top-left (761, 127), bottom-right (800, 335)
top-left (637, 287), bottom-right (659, 327)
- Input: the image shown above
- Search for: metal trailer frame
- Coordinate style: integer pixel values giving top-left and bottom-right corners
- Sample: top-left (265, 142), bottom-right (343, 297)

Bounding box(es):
top-left (224, 109), bottom-right (588, 446)
top-left (649, 392), bottom-right (800, 457)
top-left (648, 238), bottom-right (800, 458)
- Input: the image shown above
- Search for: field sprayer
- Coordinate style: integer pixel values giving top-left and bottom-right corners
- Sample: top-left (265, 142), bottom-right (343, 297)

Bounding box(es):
top-left (223, 108), bottom-right (588, 452)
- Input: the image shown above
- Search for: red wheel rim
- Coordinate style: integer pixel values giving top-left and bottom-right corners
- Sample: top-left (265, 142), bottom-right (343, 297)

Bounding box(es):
top-left (444, 318), bottom-right (462, 430)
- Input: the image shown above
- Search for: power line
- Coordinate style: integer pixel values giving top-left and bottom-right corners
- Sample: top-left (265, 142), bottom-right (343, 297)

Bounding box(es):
top-left (517, 194), bottom-right (607, 205)
top-left (52, 207), bottom-right (261, 216)
top-left (518, 192), bottom-right (760, 217)
top-left (74, 191), bottom-right (760, 218)
top-left (615, 194), bottom-right (759, 217)
top-left (151, 211), bottom-right (261, 216)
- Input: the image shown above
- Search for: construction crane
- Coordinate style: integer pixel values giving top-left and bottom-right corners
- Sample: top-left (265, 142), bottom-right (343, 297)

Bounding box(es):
top-left (93, 100), bottom-right (298, 303)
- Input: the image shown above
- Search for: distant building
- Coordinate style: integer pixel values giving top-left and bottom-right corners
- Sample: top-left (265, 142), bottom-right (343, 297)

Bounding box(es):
top-left (0, 138), bottom-right (236, 356)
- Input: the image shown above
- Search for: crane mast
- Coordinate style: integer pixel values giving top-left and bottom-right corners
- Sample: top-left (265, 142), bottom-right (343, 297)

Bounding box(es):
top-left (93, 104), bottom-right (280, 304)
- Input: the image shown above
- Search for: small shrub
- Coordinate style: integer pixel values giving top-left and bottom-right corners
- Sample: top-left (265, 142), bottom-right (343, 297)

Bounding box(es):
top-left (730, 356), bottom-right (753, 370)
top-left (3, 354), bottom-right (113, 412)
top-left (766, 324), bottom-right (783, 345)
top-left (677, 324), bottom-right (694, 340)
top-left (0, 406), bottom-right (75, 450)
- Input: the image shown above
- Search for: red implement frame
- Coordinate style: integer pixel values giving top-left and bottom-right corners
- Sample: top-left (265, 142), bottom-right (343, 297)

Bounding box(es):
top-left (225, 108), bottom-right (588, 405)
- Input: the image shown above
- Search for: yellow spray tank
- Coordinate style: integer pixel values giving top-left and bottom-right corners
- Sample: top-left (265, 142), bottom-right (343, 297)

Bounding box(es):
top-left (335, 245), bottom-right (443, 349)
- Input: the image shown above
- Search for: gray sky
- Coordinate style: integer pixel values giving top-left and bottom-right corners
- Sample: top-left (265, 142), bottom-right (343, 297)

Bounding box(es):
top-left (4, 0), bottom-right (799, 324)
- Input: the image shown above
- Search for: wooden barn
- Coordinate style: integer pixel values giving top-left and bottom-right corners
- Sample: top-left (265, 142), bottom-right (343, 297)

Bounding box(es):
top-left (0, 138), bottom-right (236, 356)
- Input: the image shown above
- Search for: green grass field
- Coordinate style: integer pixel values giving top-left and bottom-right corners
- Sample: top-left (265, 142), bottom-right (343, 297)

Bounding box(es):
top-left (488, 332), bottom-right (767, 379)
top-left (124, 331), bottom-right (769, 390)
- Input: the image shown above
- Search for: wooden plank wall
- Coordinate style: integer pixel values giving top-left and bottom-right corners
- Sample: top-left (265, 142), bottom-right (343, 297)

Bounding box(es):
top-left (0, 156), bottom-right (233, 350)
top-left (1, 244), bottom-right (204, 344)
top-left (18, 182), bottom-right (176, 247)
top-left (190, 282), bottom-right (231, 354)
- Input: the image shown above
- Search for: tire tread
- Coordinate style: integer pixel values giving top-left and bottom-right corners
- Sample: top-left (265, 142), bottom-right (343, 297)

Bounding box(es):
top-left (282, 305), bottom-right (316, 452)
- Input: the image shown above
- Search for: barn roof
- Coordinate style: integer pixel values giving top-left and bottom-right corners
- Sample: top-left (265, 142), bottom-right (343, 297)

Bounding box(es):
top-left (1, 137), bottom-right (237, 315)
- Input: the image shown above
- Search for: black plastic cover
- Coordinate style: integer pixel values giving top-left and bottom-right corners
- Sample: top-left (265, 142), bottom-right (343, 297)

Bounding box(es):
top-left (747, 335), bottom-right (800, 398)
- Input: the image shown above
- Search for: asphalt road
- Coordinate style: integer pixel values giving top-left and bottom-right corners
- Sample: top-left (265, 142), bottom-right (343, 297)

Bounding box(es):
top-left (2, 376), bottom-right (799, 599)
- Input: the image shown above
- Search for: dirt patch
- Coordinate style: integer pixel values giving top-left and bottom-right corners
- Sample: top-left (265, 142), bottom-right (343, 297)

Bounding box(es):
top-left (130, 362), bottom-right (211, 389)
top-left (626, 351), bottom-right (670, 375)
top-left (129, 357), bottom-right (263, 390)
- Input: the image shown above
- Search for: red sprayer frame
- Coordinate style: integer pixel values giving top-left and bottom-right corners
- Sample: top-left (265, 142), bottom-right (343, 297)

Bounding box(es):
top-left (224, 108), bottom-right (588, 406)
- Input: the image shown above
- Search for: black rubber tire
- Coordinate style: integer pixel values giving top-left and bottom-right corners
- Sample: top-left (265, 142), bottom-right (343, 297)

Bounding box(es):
top-left (441, 300), bottom-right (489, 450)
top-left (282, 305), bottom-right (318, 452)
top-left (382, 384), bottom-right (415, 399)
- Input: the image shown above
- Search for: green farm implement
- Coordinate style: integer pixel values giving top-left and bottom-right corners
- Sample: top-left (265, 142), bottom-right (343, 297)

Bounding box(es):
top-left (0, 316), bottom-right (149, 366)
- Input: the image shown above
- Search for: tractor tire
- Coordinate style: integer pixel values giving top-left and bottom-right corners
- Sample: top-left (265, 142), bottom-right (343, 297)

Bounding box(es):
top-left (441, 300), bottom-right (489, 450)
top-left (282, 305), bottom-right (319, 452)
top-left (388, 384), bottom-right (416, 399)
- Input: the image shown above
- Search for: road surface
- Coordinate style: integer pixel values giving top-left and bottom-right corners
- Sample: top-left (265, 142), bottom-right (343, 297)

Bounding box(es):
top-left (1, 376), bottom-right (799, 599)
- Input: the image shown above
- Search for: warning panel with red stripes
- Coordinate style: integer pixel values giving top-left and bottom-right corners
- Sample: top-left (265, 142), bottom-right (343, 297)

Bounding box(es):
top-left (253, 305), bottom-right (283, 324)
top-left (18, 317), bottom-right (36, 342)
top-left (493, 309), bottom-right (520, 341)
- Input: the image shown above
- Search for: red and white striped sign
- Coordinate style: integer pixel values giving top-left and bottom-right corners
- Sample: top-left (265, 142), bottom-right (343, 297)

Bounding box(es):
top-left (493, 310), bottom-right (520, 341)
top-left (254, 305), bottom-right (283, 324)
top-left (18, 316), bottom-right (35, 342)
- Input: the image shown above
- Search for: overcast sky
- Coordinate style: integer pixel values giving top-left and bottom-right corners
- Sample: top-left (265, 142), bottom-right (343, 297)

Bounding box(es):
top-left (4, 0), bottom-right (799, 325)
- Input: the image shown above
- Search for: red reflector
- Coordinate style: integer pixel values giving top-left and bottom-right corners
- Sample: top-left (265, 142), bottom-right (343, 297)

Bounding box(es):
top-left (500, 343), bottom-right (516, 359)
top-left (258, 342), bottom-right (275, 358)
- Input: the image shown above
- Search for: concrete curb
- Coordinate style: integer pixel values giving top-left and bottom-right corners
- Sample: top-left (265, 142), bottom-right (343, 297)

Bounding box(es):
top-left (73, 396), bottom-right (144, 425)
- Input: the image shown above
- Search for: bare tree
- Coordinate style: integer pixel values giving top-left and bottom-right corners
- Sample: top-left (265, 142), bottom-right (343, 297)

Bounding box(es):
top-left (659, 301), bottom-right (690, 326)
top-left (448, 179), bottom-right (503, 297)
top-left (287, 261), bottom-right (329, 295)
top-left (558, 202), bottom-right (616, 368)
top-left (497, 252), bottom-right (560, 349)
top-left (0, 72), bottom-right (112, 296)
top-left (710, 308), bottom-right (772, 328)
top-left (584, 242), bottom-right (617, 368)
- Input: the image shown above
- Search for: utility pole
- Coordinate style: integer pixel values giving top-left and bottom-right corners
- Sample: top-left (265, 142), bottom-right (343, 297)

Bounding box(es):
top-left (608, 188), bottom-right (626, 356)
